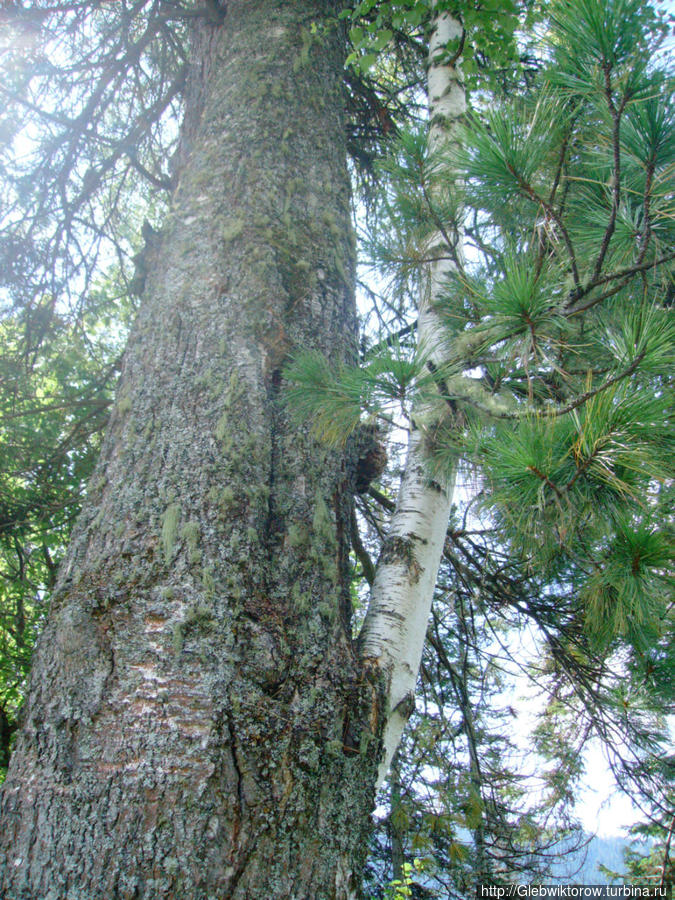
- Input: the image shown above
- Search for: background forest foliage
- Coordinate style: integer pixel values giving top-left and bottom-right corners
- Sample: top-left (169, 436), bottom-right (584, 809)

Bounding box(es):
top-left (0, 0), bottom-right (673, 895)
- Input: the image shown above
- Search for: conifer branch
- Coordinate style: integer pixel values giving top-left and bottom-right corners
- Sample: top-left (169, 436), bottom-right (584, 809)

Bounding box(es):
top-left (350, 506), bottom-right (376, 586)
top-left (566, 251), bottom-right (675, 316)
top-left (591, 66), bottom-right (625, 282)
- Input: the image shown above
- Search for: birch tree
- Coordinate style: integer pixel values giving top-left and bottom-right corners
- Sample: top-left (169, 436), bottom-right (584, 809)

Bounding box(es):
top-left (357, 0), bottom-right (465, 787)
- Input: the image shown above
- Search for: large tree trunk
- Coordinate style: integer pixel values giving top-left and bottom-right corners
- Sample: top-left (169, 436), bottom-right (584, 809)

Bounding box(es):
top-left (0, 3), bottom-right (384, 897)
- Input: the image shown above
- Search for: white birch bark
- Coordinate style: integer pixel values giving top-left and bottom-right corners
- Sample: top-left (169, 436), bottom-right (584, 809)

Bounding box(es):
top-left (358, 2), bottom-right (465, 787)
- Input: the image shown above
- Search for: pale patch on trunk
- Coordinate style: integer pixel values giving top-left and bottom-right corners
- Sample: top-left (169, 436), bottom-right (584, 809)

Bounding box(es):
top-left (358, 1), bottom-right (465, 788)
top-left (335, 853), bottom-right (360, 900)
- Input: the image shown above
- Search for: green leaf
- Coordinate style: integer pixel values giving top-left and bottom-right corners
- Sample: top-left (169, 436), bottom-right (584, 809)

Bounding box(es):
top-left (370, 28), bottom-right (393, 52)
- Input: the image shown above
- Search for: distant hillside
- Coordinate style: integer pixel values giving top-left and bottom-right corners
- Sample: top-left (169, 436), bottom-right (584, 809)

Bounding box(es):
top-left (364, 830), bottom-right (651, 895)
top-left (551, 834), bottom-right (633, 884)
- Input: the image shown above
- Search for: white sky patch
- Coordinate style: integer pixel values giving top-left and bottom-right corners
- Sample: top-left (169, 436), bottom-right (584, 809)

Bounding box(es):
top-left (578, 740), bottom-right (642, 838)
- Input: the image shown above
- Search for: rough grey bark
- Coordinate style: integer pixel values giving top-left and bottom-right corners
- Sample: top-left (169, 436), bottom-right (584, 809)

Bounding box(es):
top-left (389, 749), bottom-right (406, 885)
top-left (0, 3), bottom-right (384, 897)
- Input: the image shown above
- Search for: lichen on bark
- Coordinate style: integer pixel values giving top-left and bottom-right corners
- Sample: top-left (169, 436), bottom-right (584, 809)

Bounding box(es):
top-left (0, 3), bottom-right (385, 897)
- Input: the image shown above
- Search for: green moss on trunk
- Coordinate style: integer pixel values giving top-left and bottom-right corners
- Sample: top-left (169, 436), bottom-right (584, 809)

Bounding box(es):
top-left (0, 3), bottom-right (384, 898)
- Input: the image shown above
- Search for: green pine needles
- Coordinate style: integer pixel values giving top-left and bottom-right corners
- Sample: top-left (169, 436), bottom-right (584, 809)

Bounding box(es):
top-left (287, 0), bottom-right (674, 650)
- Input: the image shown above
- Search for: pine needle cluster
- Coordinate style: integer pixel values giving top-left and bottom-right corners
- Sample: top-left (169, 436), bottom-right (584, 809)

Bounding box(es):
top-left (288, 0), bottom-right (674, 654)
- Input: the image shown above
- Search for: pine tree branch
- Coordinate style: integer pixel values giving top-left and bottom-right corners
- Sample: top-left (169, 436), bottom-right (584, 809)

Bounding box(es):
top-left (566, 251), bottom-right (675, 316)
top-left (534, 124), bottom-right (574, 280)
top-left (429, 346), bottom-right (648, 423)
top-left (591, 66), bottom-right (625, 283)
top-left (363, 322), bottom-right (417, 360)
top-left (350, 505), bottom-right (376, 586)
top-left (367, 485), bottom-right (395, 512)
top-left (124, 152), bottom-right (174, 192)
top-left (419, 167), bottom-right (464, 272)
top-left (659, 813), bottom-right (675, 890)
top-left (636, 154), bottom-right (657, 267)
top-left (507, 164), bottom-right (581, 292)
